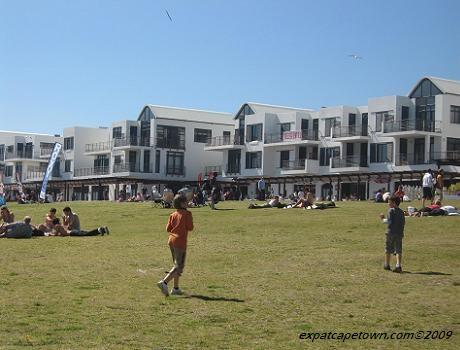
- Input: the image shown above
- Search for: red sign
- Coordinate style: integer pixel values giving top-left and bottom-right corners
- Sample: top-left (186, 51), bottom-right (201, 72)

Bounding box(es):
top-left (282, 131), bottom-right (302, 142)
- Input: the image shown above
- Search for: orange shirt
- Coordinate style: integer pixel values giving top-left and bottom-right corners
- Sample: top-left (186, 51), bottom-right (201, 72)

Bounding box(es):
top-left (166, 209), bottom-right (194, 249)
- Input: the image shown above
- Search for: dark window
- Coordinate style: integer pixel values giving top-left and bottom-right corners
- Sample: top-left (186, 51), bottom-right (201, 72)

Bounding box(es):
top-left (370, 143), bottom-right (393, 163)
top-left (112, 127), bottom-right (123, 139)
top-left (140, 121), bottom-right (151, 146)
top-left (310, 146), bottom-right (318, 160)
top-left (228, 150), bottom-right (241, 173)
top-left (299, 147), bottom-right (307, 160)
top-left (375, 111), bottom-right (393, 132)
top-left (114, 155), bottom-right (122, 164)
top-left (324, 118), bottom-right (336, 137)
top-left (130, 126), bottom-right (138, 145)
top-left (281, 123), bottom-right (291, 134)
top-left (361, 113), bottom-right (368, 136)
top-left (194, 128), bottom-right (212, 143)
top-left (349, 113), bottom-right (356, 126)
top-left (166, 151), bottom-right (185, 175)
top-left (156, 125), bottom-right (186, 149)
top-left (139, 107), bottom-right (154, 121)
top-left (15, 163), bottom-right (22, 176)
top-left (64, 160), bottom-right (72, 173)
top-left (410, 78), bottom-right (442, 98)
top-left (402, 106), bottom-right (410, 121)
top-left (451, 105), bottom-right (460, 124)
top-left (155, 150), bottom-right (160, 173)
top-left (301, 119), bottom-right (309, 130)
top-left (94, 155), bottom-right (109, 168)
top-left (64, 137), bottom-right (74, 150)
top-left (52, 158), bottom-right (60, 177)
top-left (143, 150), bottom-right (151, 172)
top-left (280, 150), bottom-right (290, 168)
top-left (319, 147), bottom-right (340, 166)
top-left (0, 144), bottom-right (4, 160)
top-left (245, 152), bottom-right (262, 169)
top-left (25, 143), bottom-right (33, 158)
top-left (246, 124), bottom-right (263, 142)
top-left (5, 165), bottom-right (13, 177)
top-left (223, 131), bottom-right (231, 144)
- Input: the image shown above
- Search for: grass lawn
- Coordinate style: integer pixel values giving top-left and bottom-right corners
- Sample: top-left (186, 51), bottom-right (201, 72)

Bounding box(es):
top-left (0, 199), bottom-right (459, 349)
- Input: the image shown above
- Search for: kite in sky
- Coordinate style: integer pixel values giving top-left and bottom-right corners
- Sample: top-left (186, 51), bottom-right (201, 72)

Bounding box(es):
top-left (165, 9), bottom-right (173, 22)
top-left (348, 54), bottom-right (363, 60)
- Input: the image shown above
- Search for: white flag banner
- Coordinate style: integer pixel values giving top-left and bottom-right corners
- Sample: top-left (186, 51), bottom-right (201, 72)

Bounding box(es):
top-left (39, 142), bottom-right (62, 200)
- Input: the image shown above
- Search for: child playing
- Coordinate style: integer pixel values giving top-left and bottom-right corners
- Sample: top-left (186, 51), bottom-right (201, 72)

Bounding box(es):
top-left (379, 196), bottom-right (405, 273)
top-left (157, 195), bottom-right (194, 296)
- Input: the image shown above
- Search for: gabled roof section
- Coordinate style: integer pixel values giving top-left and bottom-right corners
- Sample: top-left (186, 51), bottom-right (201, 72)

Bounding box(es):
top-left (138, 105), bottom-right (233, 125)
top-left (234, 102), bottom-right (313, 119)
top-left (408, 76), bottom-right (460, 97)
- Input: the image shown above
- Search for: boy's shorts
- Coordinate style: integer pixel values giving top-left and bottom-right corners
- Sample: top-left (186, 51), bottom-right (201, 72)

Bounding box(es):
top-left (169, 245), bottom-right (187, 275)
top-left (422, 187), bottom-right (433, 200)
top-left (385, 234), bottom-right (403, 255)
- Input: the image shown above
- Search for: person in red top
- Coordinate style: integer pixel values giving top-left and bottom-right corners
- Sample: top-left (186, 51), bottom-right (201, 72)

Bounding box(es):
top-left (394, 185), bottom-right (405, 202)
top-left (157, 195), bottom-right (194, 297)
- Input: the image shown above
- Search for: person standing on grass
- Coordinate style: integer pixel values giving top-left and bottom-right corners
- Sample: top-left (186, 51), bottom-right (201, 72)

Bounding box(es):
top-left (157, 195), bottom-right (194, 297)
top-left (257, 177), bottom-right (266, 200)
top-left (379, 196), bottom-right (405, 273)
top-left (435, 169), bottom-right (444, 201)
top-left (421, 169), bottom-right (434, 208)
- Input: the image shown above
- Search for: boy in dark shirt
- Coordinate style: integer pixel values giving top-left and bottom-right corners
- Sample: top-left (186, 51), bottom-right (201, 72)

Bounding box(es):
top-left (379, 196), bottom-right (405, 273)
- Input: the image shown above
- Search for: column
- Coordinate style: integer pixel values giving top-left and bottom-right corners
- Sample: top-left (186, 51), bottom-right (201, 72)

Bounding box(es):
top-left (424, 134), bottom-right (430, 164)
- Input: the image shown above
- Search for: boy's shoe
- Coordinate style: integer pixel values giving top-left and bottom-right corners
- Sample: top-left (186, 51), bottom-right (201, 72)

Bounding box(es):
top-left (170, 287), bottom-right (183, 295)
top-left (104, 226), bottom-right (110, 235)
top-left (157, 281), bottom-right (169, 296)
top-left (98, 227), bottom-right (105, 236)
top-left (392, 266), bottom-right (402, 273)
top-left (384, 265), bottom-right (391, 271)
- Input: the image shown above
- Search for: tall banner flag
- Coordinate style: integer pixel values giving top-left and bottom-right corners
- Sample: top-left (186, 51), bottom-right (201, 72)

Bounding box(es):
top-left (39, 142), bottom-right (62, 200)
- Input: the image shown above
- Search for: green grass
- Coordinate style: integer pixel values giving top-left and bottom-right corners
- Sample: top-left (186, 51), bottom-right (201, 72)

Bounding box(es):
top-left (0, 199), bottom-right (459, 349)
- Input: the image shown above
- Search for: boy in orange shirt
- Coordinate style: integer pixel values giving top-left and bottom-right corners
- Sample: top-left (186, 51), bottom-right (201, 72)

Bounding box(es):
top-left (157, 194), bottom-right (194, 296)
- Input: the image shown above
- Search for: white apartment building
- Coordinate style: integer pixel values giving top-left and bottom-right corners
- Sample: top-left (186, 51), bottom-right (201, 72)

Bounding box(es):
top-left (205, 77), bottom-right (460, 199)
top-left (0, 131), bottom-right (62, 187)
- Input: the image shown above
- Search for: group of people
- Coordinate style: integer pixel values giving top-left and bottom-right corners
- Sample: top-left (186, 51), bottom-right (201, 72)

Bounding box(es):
top-left (248, 191), bottom-right (336, 210)
top-left (0, 206), bottom-right (109, 239)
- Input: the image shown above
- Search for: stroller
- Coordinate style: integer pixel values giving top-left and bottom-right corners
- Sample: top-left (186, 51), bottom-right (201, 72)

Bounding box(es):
top-left (152, 189), bottom-right (174, 208)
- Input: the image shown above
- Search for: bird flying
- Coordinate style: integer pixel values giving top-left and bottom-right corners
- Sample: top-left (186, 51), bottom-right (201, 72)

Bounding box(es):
top-left (348, 54), bottom-right (363, 60)
top-left (165, 9), bottom-right (173, 22)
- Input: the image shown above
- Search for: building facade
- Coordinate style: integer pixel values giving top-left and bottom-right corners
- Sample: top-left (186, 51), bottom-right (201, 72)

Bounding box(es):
top-left (205, 77), bottom-right (460, 199)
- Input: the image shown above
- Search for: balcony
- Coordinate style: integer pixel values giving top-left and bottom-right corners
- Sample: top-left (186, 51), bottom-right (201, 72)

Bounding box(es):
top-left (331, 156), bottom-right (368, 172)
top-left (280, 159), bottom-right (320, 175)
top-left (5, 151), bottom-right (37, 161)
top-left (166, 166), bottom-right (186, 177)
top-left (84, 137), bottom-right (153, 154)
top-left (40, 148), bottom-right (54, 157)
top-left (204, 135), bottom-right (244, 150)
top-left (382, 120), bottom-right (442, 136)
top-left (431, 151), bottom-right (460, 166)
top-left (332, 126), bottom-right (369, 142)
top-left (156, 138), bottom-right (185, 150)
top-left (74, 166), bottom-right (111, 177)
top-left (85, 141), bottom-right (112, 154)
top-left (112, 163), bottom-right (153, 173)
top-left (264, 129), bottom-right (320, 145)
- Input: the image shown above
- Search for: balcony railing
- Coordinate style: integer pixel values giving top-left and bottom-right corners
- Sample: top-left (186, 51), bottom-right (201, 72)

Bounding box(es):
top-left (226, 166), bottom-right (241, 175)
top-left (281, 159), bottom-right (305, 170)
top-left (332, 125), bottom-right (368, 138)
top-left (5, 151), bottom-right (36, 160)
top-left (431, 151), bottom-right (460, 163)
top-left (395, 153), bottom-right (428, 166)
top-left (264, 129), bottom-right (319, 144)
top-left (74, 166), bottom-right (111, 177)
top-left (85, 141), bottom-right (112, 153)
top-left (205, 135), bottom-right (239, 147)
top-left (156, 138), bottom-right (185, 150)
top-left (331, 156), bottom-right (368, 168)
top-left (383, 120), bottom-right (442, 133)
top-left (40, 148), bottom-right (54, 157)
top-left (166, 166), bottom-right (186, 177)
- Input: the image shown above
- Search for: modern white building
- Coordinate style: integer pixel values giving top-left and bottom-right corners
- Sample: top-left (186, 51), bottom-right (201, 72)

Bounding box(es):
top-left (205, 77), bottom-right (460, 199)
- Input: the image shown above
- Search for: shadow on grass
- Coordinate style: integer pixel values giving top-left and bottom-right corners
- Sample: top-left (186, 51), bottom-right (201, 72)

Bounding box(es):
top-left (212, 208), bottom-right (236, 211)
top-left (404, 271), bottom-right (452, 276)
top-left (184, 294), bottom-right (244, 302)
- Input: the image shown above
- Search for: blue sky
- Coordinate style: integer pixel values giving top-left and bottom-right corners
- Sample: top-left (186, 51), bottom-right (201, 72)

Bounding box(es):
top-left (1, 0), bottom-right (459, 134)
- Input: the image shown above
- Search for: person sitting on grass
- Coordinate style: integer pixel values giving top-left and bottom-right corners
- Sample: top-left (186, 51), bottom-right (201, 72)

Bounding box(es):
top-left (248, 195), bottom-right (287, 209)
top-left (157, 195), bottom-right (194, 297)
top-left (292, 192), bottom-right (315, 208)
top-left (379, 196), bottom-right (405, 273)
top-left (0, 216), bottom-right (34, 239)
top-left (61, 207), bottom-right (109, 236)
top-left (0, 206), bottom-right (15, 225)
top-left (37, 208), bottom-right (57, 234)
top-left (394, 185), bottom-right (405, 202)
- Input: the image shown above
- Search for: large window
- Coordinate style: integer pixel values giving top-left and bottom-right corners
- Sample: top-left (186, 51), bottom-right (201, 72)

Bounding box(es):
top-left (370, 143), bottom-right (393, 163)
top-left (324, 118), bottom-right (337, 137)
top-left (64, 160), bottom-right (72, 173)
top-left (166, 151), bottom-right (185, 175)
top-left (64, 137), bottom-right (74, 150)
top-left (155, 150), bottom-right (161, 173)
top-left (0, 144), bottom-right (4, 160)
top-left (156, 125), bottom-right (185, 149)
top-left (319, 147), bottom-right (340, 166)
top-left (375, 111), bottom-right (394, 132)
top-left (245, 151), bottom-right (262, 169)
top-left (112, 127), bottom-right (123, 139)
top-left (451, 105), bottom-right (460, 124)
top-left (5, 165), bottom-right (13, 177)
top-left (194, 128), bottom-right (212, 143)
top-left (246, 124), bottom-right (263, 142)
top-left (447, 138), bottom-right (460, 152)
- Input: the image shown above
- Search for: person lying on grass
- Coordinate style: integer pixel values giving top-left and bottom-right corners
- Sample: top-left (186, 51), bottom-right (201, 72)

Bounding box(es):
top-left (0, 216), bottom-right (34, 239)
top-left (248, 195), bottom-right (287, 209)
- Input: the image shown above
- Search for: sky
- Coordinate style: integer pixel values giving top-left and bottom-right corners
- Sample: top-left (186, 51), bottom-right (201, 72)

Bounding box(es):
top-left (1, 0), bottom-right (459, 135)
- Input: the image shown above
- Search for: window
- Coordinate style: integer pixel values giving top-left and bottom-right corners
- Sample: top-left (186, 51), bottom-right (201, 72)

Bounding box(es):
top-left (280, 150), bottom-right (290, 168)
top-left (0, 144), bottom-right (4, 160)
top-left (451, 105), bottom-right (460, 124)
top-left (447, 138), bottom-right (460, 151)
top-left (375, 111), bottom-right (394, 132)
top-left (114, 155), bottom-right (122, 164)
top-left (245, 152), bottom-right (262, 169)
top-left (112, 127), bottom-right (123, 139)
top-left (94, 155), bottom-right (109, 169)
top-left (324, 118), bottom-right (338, 137)
top-left (64, 137), bottom-right (74, 150)
top-left (301, 119), bottom-right (309, 130)
top-left (143, 150), bottom-right (151, 172)
top-left (194, 128), bottom-right (212, 143)
top-left (409, 78), bottom-right (442, 98)
top-left (52, 158), bottom-right (60, 177)
top-left (227, 150), bottom-right (241, 173)
top-left (281, 123), bottom-right (291, 134)
top-left (15, 163), bottom-right (22, 176)
top-left (156, 125), bottom-right (186, 149)
top-left (246, 124), bottom-right (263, 142)
top-left (319, 147), bottom-right (340, 166)
top-left (370, 143), bottom-right (393, 163)
top-left (5, 165), bottom-right (13, 177)
top-left (155, 150), bottom-right (161, 173)
top-left (64, 160), bottom-right (72, 173)
top-left (166, 151), bottom-right (185, 175)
